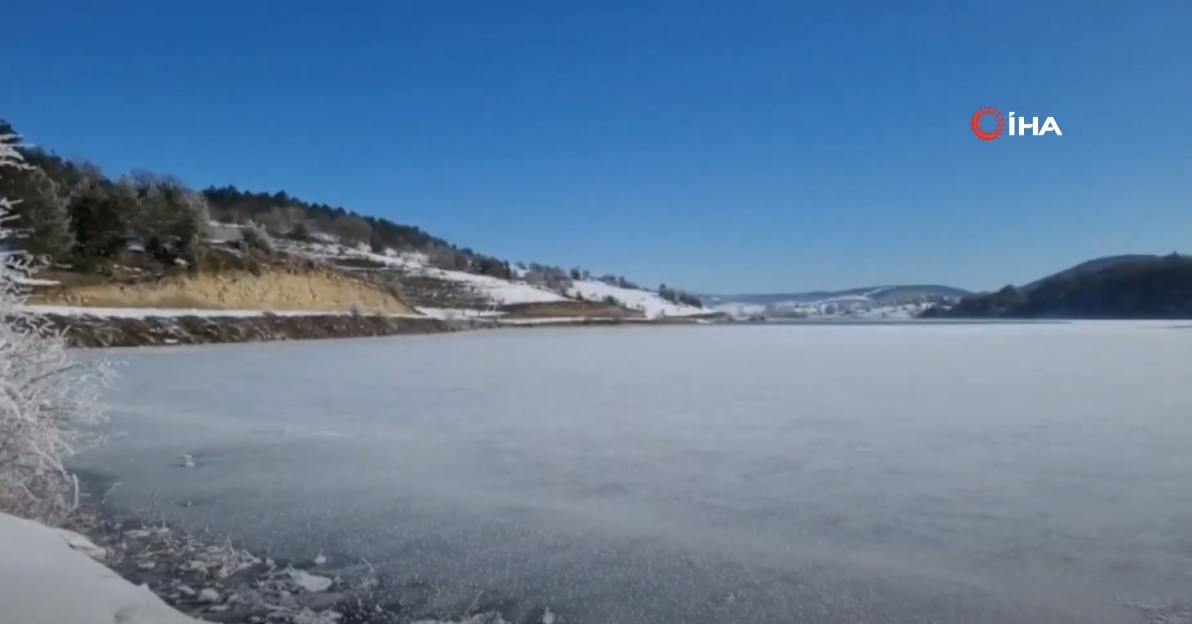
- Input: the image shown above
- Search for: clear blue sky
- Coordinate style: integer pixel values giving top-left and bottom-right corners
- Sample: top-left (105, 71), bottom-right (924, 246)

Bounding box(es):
top-left (4, 1), bottom-right (1189, 293)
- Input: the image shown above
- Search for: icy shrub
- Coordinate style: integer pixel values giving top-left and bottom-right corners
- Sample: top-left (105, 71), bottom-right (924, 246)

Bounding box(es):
top-left (0, 133), bottom-right (115, 524)
top-left (240, 220), bottom-right (274, 252)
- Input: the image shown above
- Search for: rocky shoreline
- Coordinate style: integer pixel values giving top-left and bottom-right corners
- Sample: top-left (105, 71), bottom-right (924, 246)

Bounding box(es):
top-left (68, 509), bottom-right (542, 624)
top-left (29, 313), bottom-right (499, 349)
top-left (19, 311), bottom-right (717, 349)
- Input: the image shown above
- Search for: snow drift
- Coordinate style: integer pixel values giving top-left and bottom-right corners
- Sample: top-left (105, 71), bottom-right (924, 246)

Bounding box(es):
top-left (0, 511), bottom-right (200, 624)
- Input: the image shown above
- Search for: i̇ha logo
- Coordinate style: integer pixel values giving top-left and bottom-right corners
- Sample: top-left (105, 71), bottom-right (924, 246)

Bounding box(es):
top-left (971, 108), bottom-right (1062, 141)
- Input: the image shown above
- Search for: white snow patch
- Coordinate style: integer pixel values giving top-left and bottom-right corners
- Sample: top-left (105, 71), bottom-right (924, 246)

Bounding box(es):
top-left (53, 528), bottom-right (108, 560)
top-left (0, 511), bottom-right (201, 624)
top-left (418, 307), bottom-right (505, 320)
top-left (417, 267), bottom-right (567, 305)
top-left (567, 280), bottom-right (706, 319)
top-left (277, 239), bottom-right (428, 272)
top-left (288, 568), bottom-right (334, 592)
top-left (13, 276), bottom-right (60, 286)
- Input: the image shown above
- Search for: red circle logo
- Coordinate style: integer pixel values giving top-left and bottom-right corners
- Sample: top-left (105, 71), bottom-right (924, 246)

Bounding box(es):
top-left (971, 107), bottom-right (1006, 141)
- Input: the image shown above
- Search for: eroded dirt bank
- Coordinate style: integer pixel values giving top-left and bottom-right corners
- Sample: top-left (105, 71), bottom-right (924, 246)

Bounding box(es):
top-left (33, 265), bottom-right (417, 315)
top-left (31, 313), bottom-right (499, 348)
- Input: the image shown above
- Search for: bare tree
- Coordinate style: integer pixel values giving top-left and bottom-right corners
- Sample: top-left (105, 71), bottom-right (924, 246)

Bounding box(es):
top-left (258, 207), bottom-right (292, 234)
top-left (428, 245), bottom-right (461, 270)
top-left (240, 220), bottom-right (274, 252)
top-left (334, 215), bottom-right (372, 248)
top-left (0, 133), bottom-right (116, 524)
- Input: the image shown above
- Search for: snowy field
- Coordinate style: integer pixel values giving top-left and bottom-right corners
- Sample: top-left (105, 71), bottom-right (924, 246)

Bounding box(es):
top-left (76, 322), bottom-right (1192, 624)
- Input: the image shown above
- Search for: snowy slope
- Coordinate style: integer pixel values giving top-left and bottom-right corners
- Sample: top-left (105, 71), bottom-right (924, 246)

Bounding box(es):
top-left (0, 512), bottom-right (200, 624)
top-left (567, 280), bottom-right (707, 319)
top-left (277, 240), bottom-right (568, 306)
top-left (415, 266), bottom-right (567, 305)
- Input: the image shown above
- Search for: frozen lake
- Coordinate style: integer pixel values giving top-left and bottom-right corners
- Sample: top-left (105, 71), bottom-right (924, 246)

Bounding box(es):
top-left (78, 323), bottom-right (1192, 624)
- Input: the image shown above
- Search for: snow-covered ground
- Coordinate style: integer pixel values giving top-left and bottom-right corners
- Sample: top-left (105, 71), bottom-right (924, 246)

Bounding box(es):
top-left (566, 279), bottom-right (707, 318)
top-left (275, 238), bottom-right (715, 313)
top-left (417, 307), bottom-right (505, 320)
top-left (78, 322), bottom-right (1192, 624)
top-left (282, 240), bottom-right (569, 306)
top-left (0, 512), bottom-right (199, 624)
top-left (414, 266), bottom-right (567, 305)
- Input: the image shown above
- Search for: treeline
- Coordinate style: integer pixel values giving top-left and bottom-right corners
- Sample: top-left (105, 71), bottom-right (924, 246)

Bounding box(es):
top-left (200, 186), bottom-right (516, 279)
top-left (921, 254), bottom-right (1192, 319)
top-left (0, 119), bottom-right (519, 279)
top-left (658, 284), bottom-right (703, 307)
top-left (0, 124), bottom-right (208, 270)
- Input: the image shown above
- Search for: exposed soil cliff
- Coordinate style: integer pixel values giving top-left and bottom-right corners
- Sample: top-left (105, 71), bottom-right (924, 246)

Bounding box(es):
top-left (32, 264), bottom-right (416, 315)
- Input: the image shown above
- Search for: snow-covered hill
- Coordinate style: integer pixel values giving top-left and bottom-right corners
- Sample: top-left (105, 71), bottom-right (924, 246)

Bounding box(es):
top-left (266, 235), bottom-right (711, 318)
top-left (273, 238), bottom-right (568, 308)
top-left (566, 279), bottom-right (708, 319)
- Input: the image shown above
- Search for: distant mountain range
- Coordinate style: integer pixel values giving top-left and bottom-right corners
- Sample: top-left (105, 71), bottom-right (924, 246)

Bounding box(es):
top-left (924, 253), bottom-right (1192, 319)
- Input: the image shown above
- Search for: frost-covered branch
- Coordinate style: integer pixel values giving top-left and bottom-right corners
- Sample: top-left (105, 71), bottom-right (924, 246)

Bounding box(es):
top-left (0, 132), bottom-right (116, 524)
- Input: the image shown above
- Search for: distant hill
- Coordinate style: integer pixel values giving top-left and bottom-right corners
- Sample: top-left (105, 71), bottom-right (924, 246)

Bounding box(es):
top-left (705, 284), bottom-right (970, 307)
top-left (923, 254), bottom-right (1192, 319)
top-left (1021, 254), bottom-right (1163, 291)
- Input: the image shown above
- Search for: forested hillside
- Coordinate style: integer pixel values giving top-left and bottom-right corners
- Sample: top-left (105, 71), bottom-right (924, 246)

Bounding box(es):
top-left (922, 254), bottom-right (1192, 319)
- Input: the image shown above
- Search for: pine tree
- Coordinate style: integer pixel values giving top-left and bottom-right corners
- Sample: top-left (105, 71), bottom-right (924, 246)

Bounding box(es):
top-left (21, 168), bottom-right (74, 262)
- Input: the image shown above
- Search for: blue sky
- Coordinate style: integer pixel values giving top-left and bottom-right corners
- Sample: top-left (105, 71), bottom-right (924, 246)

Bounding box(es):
top-left (3, 1), bottom-right (1189, 293)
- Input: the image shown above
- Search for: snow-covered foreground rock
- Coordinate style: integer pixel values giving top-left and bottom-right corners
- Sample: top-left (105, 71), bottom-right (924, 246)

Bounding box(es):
top-left (0, 512), bottom-right (199, 624)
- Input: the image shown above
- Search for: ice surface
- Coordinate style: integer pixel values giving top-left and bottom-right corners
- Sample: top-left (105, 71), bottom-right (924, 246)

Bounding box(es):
top-left (77, 322), bottom-right (1192, 624)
